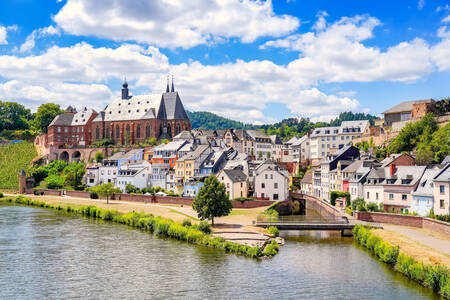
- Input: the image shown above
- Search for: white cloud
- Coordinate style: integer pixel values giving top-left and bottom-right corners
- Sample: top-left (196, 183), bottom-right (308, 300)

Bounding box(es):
top-left (442, 15), bottom-right (450, 23)
top-left (53, 0), bottom-right (299, 49)
top-left (20, 25), bottom-right (60, 53)
top-left (0, 80), bottom-right (114, 111)
top-left (418, 0), bottom-right (425, 10)
top-left (436, 4), bottom-right (450, 12)
top-left (262, 15), bottom-right (441, 83)
top-left (0, 25), bottom-right (18, 45)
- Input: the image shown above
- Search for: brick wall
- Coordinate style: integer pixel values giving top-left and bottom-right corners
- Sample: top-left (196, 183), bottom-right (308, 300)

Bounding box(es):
top-left (232, 200), bottom-right (273, 208)
top-left (40, 189), bottom-right (62, 196)
top-left (66, 190), bottom-right (91, 198)
top-left (356, 211), bottom-right (450, 235)
top-left (422, 218), bottom-right (450, 236)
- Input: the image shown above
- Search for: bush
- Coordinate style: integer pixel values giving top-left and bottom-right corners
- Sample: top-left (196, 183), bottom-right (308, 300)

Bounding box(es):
top-left (351, 198), bottom-right (366, 211)
top-left (366, 202), bottom-right (379, 212)
top-left (0, 192), bottom-right (3, 198)
top-left (425, 265), bottom-right (449, 293)
top-left (89, 192), bottom-right (99, 199)
top-left (267, 226), bottom-right (279, 237)
top-left (234, 197), bottom-right (253, 203)
top-left (181, 218), bottom-right (192, 227)
top-left (262, 240), bottom-right (279, 256)
top-left (198, 221), bottom-right (212, 234)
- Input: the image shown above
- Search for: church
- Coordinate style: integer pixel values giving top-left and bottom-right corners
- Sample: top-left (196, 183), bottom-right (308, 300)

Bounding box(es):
top-left (46, 78), bottom-right (191, 147)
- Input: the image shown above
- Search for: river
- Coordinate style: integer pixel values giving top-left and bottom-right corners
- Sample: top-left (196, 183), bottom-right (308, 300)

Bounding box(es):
top-left (0, 205), bottom-right (440, 299)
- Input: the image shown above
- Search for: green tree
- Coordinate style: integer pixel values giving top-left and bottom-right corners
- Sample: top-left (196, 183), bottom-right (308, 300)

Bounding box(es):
top-left (45, 174), bottom-right (65, 189)
top-left (33, 103), bottom-right (63, 133)
top-left (89, 183), bottom-right (121, 204)
top-left (94, 151), bottom-right (104, 163)
top-left (0, 101), bottom-right (32, 132)
top-left (63, 162), bottom-right (86, 190)
top-left (192, 174), bottom-right (232, 226)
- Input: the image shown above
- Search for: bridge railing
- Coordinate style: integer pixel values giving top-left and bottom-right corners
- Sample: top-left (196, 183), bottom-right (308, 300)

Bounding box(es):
top-left (256, 215), bottom-right (349, 224)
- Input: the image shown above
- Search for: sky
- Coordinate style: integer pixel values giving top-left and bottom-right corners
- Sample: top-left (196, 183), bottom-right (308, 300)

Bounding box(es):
top-left (0, 0), bottom-right (449, 124)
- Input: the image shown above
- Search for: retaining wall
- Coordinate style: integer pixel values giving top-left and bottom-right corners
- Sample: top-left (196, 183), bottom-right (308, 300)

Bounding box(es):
top-left (232, 200), bottom-right (273, 208)
top-left (355, 211), bottom-right (450, 236)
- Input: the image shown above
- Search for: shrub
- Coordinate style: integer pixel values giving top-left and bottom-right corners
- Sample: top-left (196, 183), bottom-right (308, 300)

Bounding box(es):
top-left (366, 202), bottom-right (379, 212)
top-left (89, 192), bottom-right (99, 199)
top-left (409, 262), bottom-right (428, 284)
top-left (0, 192), bottom-right (3, 198)
top-left (181, 218), bottom-right (192, 227)
top-left (263, 240), bottom-right (279, 257)
top-left (267, 226), bottom-right (279, 237)
top-left (351, 198), bottom-right (366, 211)
top-left (425, 265), bottom-right (449, 293)
top-left (395, 254), bottom-right (416, 277)
top-left (198, 221), bottom-right (212, 234)
top-left (155, 219), bottom-right (172, 236)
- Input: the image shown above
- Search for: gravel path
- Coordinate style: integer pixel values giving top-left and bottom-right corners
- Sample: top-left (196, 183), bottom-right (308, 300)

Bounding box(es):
top-left (383, 224), bottom-right (450, 255)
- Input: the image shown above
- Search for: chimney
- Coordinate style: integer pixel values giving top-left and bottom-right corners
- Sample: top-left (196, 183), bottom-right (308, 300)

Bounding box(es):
top-left (389, 164), bottom-right (396, 176)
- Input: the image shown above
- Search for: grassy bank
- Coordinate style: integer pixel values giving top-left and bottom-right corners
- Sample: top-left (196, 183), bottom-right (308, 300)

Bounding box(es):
top-left (0, 142), bottom-right (37, 189)
top-left (353, 225), bottom-right (449, 298)
top-left (1, 196), bottom-right (278, 259)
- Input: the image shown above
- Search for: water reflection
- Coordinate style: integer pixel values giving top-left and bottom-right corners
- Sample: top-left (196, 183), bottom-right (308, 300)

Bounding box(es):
top-left (0, 205), bottom-right (440, 300)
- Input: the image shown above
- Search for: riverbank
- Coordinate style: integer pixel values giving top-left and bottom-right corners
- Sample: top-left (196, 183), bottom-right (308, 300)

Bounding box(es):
top-left (353, 225), bottom-right (450, 298)
top-left (0, 196), bottom-right (278, 259)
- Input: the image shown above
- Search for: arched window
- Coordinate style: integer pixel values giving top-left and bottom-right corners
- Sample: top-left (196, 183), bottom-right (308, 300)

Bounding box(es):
top-left (95, 127), bottom-right (100, 140)
top-left (146, 125), bottom-right (150, 138)
top-left (116, 125), bottom-right (120, 139)
top-left (105, 127), bottom-right (110, 138)
top-left (136, 125), bottom-right (141, 138)
top-left (126, 125), bottom-right (130, 135)
top-left (176, 124), bottom-right (181, 135)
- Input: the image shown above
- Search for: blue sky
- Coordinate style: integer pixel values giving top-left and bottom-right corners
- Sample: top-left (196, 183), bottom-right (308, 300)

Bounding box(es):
top-left (0, 0), bottom-right (449, 124)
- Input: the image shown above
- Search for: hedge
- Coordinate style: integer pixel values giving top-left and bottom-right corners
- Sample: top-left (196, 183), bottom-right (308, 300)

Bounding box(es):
top-left (1, 196), bottom-right (275, 259)
top-left (353, 225), bottom-right (449, 298)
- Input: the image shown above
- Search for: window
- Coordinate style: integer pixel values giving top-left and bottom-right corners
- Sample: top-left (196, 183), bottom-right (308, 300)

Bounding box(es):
top-left (389, 193), bottom-right (394, 199)
top-left (116, 125), bottom-right (120, 138)
top-left (240, 182), bottom-right (243, 188)
top-left (440, 185), bottom-right (445, 194)
top-left (261, 183), bottom-right (265, 188)
top-left (376, 193), bottom-right (379, 200)
top-left (274, 183), bottom-right (278, 189)
top-left (367, 192), bottom-right (370, 199)
top-left (402, 194), bottom-right (407, 201)
top-left (136, 125), bottom-right (141, 138)
top-left (95, 127), bottom-right (100, 140)
top-left (273, 194), bottom-right (279, 200)
top-left (265, 174), bottom-right (268, 179)
top-left (57, 127), bottom-right (61, 133)
top-left (64, 127), bottom-right (68, 133)
top-left (146, 125), bottom-right (151, 138)
top-left (441, 200), bottom-right (445, 209)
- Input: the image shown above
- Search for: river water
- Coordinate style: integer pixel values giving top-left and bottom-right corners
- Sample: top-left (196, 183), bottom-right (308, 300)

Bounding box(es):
top-left (0, 205), bottom-right (440, 299)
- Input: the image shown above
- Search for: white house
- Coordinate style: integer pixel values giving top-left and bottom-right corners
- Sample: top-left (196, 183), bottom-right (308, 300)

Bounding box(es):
top-left (254, 161), bottom-right (289, 201)
top-left (116, 160), bottom-right (151, 192)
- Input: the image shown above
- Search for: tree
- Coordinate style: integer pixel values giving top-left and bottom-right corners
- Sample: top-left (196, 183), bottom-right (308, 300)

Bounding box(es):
top-left (33, 103), bottom-right (63, 133)
top-left (45, 174), bottom-right (65, 189)
top-left (192, 174), bottom-right (232, 226)
top-left (94, 151), bottom-right (104, 163)
top-left (0, 101), bottom-right (32, 132)
top-left (89, 183), bottom-right (121, 204)
top-left (63, 162), bottom-right (86, 190)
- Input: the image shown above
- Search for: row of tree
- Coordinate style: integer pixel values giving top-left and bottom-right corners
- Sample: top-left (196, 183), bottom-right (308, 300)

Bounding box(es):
top-left (0, 101), bottom-right (64, 140)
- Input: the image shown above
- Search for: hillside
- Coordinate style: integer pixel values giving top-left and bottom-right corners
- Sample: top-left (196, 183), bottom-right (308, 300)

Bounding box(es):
top-left (0, 142), bottom-right (37, 190)
top-left (187, 111), bottom-right (254, 130)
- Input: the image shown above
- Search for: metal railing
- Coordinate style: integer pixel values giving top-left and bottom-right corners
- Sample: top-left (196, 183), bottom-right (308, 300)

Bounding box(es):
top-left (256, 215), bottom-right (348, 224)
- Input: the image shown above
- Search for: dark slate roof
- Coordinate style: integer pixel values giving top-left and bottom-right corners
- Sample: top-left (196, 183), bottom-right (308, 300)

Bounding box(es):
top-left (159, 92), bottom-right (189, 120)
top-left (223, 169), bottom-right (247, 183)
top-left (49, 113), bottom-right (74, 126)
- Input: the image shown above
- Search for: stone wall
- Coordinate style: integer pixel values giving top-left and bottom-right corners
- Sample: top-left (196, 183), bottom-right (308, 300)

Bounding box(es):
top-left (355, 211), bottom-right (450, 236)
top-left (292, 193), bottom-right (342, 218)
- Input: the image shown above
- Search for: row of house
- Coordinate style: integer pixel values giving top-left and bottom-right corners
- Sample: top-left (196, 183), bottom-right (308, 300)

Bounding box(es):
top-left (300, 148), bottom-right (450, 216)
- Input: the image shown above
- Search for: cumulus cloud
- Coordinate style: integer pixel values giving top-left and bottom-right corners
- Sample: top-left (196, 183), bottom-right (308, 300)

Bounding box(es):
top-left (0, 25), bottom-right (18, 45)
top-left (53, 0), bottom-right (299, 49)
top-left (20, 26), bottom-right (60, 53)
top-left (262, 14), bottom-right (450, 83)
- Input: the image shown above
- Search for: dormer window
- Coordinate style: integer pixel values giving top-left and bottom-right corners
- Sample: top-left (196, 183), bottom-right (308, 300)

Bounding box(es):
top-left (82, 119), bottom-right (85, 122)
top-left (75, 119), bottom-right (78, 122)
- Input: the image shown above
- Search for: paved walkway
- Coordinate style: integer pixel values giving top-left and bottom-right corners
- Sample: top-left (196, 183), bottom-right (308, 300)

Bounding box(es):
top-left (383, 225), bottom-right (450, 255)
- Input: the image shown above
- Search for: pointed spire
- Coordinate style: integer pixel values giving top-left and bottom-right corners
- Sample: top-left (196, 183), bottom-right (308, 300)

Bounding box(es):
top-left (166, 75), bottom-right (170, 92)
top-left (171, 75), bottom-right (175, 92)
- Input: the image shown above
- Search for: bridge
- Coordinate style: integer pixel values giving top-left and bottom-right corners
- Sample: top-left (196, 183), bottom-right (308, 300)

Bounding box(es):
top-left (254, 192), bottom-right (380, 235)
top-left (255, 215), bottom-right (355, 233)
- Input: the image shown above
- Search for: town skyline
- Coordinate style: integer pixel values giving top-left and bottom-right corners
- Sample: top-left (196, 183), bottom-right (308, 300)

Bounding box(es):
top-left (0, 0), bottom-right (449, 124)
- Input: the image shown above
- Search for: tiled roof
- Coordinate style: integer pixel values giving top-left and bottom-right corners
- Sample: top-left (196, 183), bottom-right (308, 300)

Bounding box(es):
top-left (49, 113), bottom-right (74, 126)
top-left (413, 168), bottom-right (441, 196)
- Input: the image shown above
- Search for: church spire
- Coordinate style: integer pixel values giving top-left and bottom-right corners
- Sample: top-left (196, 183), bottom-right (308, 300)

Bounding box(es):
top-left (171, 75), bottom-right (175, 92)
top-left (166, 75), bottom-right (170, 92)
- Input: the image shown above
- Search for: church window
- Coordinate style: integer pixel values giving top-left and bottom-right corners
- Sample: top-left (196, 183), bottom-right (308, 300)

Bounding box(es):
top-left (116, 125), bottom-right (120, 138)
top-left (105, 127), bottom-right (110, 138)
top-left (95, 127), bottom-right (100, 140)
top-left (146, 125), bottom-right (150, 138)
top-left (136, 125), bottom-right (141, 138)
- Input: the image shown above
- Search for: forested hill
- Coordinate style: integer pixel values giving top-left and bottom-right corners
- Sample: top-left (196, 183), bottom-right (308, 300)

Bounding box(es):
top-left (186, 111), bottom-right (254, 130)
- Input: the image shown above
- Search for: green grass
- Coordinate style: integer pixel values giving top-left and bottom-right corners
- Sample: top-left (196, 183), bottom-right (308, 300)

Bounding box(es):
top-left (169, 209), bottom-right (200, 221)
top-left (0, 142), bottom-right (37, 189)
